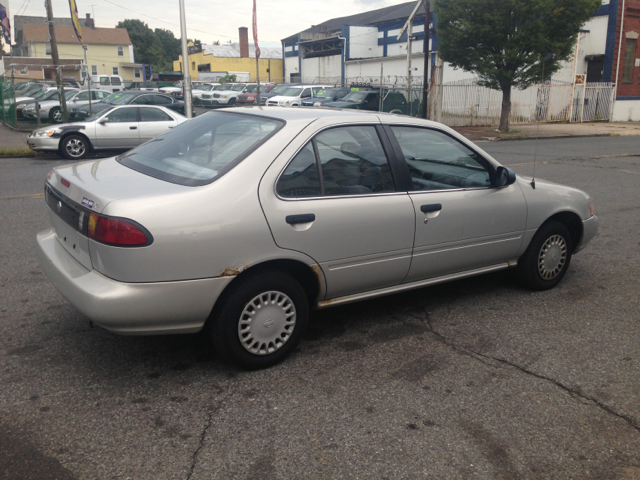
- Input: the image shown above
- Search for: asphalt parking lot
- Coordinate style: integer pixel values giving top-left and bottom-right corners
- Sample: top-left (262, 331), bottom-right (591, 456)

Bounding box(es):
top-left (1, 136), bottom-right (639, 479)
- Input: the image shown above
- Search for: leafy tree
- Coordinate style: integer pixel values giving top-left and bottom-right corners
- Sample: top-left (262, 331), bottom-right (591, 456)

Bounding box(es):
top-left (435, 0), bottom-right (600, 131)
top-left (117, 19), bottom-right (163, 68)
top-left (155, 28), bottom-right (181, 67)
top-left (219, 74), bottom-right (237, 82)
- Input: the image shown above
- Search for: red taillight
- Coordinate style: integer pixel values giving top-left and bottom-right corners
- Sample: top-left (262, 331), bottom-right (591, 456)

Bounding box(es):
top-left (60, 178), bottom-right (70, 187)
top-left (88, 213), bottom-right (150, 246)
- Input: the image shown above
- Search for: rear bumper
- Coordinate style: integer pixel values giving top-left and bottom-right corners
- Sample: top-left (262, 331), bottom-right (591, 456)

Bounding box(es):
top-left (575, 215), bottom-right (599, 253)
top-left (36, 228), bottom-right (234, 335)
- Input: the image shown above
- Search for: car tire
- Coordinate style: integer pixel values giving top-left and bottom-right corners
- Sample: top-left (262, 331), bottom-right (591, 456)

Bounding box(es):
top-left (60, 134), bottom-right (90, 160)
top-left (517, 221), bottom-right (573, 291)
top-left (209, 270), bottom-right (309, 369)
top-left (49, 107), bottom-right (63, 124)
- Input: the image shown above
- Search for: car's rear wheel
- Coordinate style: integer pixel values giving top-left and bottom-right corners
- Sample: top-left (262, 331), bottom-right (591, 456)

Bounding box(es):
top-left (49, 107), bottom-right (62, 124)
top-left (209, 270), bottom-right (308, 369)
top-left (517, 221), bottom-right (573, 291)
top-left (60, 134), bottom-right (90, 160)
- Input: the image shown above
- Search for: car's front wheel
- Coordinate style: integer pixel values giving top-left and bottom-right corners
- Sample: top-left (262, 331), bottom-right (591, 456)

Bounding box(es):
top-left (49, 107), bottom-right (63, 124)
top-left (60, 134), bottom-right (90, 160)
top-left (517, 221), bottom-right (573, 290)
top-left (209, 270), bottom-right (309, 369)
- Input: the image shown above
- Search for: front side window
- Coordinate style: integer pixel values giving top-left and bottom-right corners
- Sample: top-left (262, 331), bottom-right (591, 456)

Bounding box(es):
top-left (132, 95), bottom-right (151, 105)
top-left (139, 107), bottom-right (173, 122)
top-left (390, 126), bottom-right (492, 191)
top-left (76, 91), bottom-right (90, 101)
top-left (300, 88), bottom-right (311, 98)
top-left (118, 112), bottom-right (284, 186)
top-left (105, 108), bottom-right (137, 123)
top-left (277, 126), bottom-right (395, 198)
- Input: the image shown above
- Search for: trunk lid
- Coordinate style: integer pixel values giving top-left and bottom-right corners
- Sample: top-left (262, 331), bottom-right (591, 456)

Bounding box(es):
top-left (46, 157), bottom-right (192, 269)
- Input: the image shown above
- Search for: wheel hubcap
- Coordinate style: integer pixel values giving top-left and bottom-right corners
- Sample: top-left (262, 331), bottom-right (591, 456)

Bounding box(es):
top-left (53, 110), bottom-right (62, 122)
top-left (238, 291), bottom-right (296, 356)
top-left (65, 139), bottom-right (85, 158)
top-left (538, 234), bottom-right (567, 280)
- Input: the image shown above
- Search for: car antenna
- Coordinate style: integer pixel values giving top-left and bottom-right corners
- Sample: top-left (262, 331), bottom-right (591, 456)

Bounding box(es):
top-left (531, 58), bottom-right (546, 190)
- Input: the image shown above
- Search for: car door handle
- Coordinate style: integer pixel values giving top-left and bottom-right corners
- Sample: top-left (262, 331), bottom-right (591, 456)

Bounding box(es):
top-left (130, 126), bottom-right (137, 130)
top-left (420, 204), bottom-right (442, 213)
top-left (286, 214), bottom-right (315, 225)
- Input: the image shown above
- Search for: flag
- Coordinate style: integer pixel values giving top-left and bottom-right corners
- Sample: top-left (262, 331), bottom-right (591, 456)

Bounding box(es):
top-left (68, 0), bottom-right (83, 44)
top-left (0, 3), bottom-right (11, 46)
top-left (252, 0), bottom-right (260, 58)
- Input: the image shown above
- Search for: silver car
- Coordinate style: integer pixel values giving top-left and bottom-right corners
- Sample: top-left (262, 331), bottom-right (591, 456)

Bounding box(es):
top-left (36, 108), bottom-right (599, 369)
top-left (22, 89), bottom-right (111, 123)
top-left (28, 105), bottom-right (188, 159)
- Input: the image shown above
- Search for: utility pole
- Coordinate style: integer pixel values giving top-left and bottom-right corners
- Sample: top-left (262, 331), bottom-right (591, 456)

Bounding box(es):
top-left (398, 0), bottom-right (422, 118)
top-left (178, 0), bottom-right (192, 118)
top-left (421, 0), bottom-right (430, 119)
top-left (45, 0), bottom-right (69, 122)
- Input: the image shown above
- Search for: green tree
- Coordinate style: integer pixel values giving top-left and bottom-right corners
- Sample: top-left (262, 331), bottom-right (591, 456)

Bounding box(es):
top-left (154, 28), bottom-right (181, 71)
top-left (116, 19), bottom-right (163, 68)
top-left (435, 0), bottom-right (600, 131)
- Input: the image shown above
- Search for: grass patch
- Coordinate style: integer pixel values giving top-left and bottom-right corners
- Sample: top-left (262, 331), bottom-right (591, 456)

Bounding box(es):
top-left (0, 147), bottom-right (33, 156)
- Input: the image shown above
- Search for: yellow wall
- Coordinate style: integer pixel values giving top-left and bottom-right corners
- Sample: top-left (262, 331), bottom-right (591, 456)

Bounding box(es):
top-left (174, 49), bottom-right (283, 82)
top-left (29, 42), bottom-right (139, 80)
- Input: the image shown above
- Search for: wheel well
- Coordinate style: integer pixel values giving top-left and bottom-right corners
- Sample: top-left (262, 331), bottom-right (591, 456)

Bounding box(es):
top-left (544, 211), bottom-right (583, 252)
top-left (224, 260), bottom-right (321, 306)
top-left (59, 131), bottom-right (93, 151)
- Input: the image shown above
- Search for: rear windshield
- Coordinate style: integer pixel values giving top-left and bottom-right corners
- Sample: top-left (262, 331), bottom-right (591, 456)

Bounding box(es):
top-left (117, 112), bottom-right (285, 186)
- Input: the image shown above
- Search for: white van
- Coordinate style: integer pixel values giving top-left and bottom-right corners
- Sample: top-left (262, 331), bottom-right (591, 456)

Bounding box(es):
top-left (82, 75), bottom-right (124, 93)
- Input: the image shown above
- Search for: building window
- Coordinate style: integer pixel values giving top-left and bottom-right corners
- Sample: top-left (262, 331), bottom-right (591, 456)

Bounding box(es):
top-left (191, 61), bottom-right (196, 71)
top-left (91, 65), bottom-right (98, 75)
top-left (117, 45), bottom-right (124, 57)
top-left (622, 38), bottom-right (638, 83)
top-left (112, 67), bottom-right (120, 75)
top-left (45, 42), bottom-right (51, 55)
top-left (134, 67), bottom-right (141, 78)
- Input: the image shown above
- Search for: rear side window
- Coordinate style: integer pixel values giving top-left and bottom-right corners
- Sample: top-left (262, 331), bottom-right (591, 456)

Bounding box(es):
top-left (140, 107), bottom-right (173, 122)
top-left (277, 126), bottom-right (395, 198)
top-left (118, 112), bottom-right (284, 186)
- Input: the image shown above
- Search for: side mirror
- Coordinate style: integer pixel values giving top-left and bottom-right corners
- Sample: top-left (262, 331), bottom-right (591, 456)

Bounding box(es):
top-left (98, 117), bottom-right (109, 125)
top-left (495, 166), bottom-right (516, 188)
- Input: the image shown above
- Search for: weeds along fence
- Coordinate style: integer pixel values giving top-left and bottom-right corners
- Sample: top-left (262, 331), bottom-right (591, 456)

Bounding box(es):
top-left (0, 77), bottom-right (17, 129)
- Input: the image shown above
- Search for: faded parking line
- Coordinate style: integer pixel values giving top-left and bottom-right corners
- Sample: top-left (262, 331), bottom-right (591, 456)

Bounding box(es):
top-left (0, 193), bottom-right (44, 200)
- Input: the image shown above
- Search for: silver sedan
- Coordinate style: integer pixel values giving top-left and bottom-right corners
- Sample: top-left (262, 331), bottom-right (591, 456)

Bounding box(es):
top-left (36, 108), bottom-right (599, 369)
top-left (28, 105), bottom-right (188, 159)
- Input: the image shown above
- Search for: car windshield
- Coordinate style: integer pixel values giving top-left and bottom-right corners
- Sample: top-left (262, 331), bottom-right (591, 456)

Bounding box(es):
top-left (279, 87), bottom-right (303, 97)
top-left (341, 91), bottom-right (371, 103)
top-left (23, 85), bottom-right (44, 96)
top-left (198, 84), bottom-right (215, 91)
top-left (118, 111), bottom-right (284, 186)
top-left (317, 88), bottom-right (341, 99)
top-left (104, 92), bottom-right (137, 105)
top-left (63, 89), bottom-right (78, 99)
top-left (244, 85), bottom-right (258, 93)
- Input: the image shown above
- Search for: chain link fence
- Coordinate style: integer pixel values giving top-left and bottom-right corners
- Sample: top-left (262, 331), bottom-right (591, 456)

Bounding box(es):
top-left (0, 77), bottom-right (17, 129)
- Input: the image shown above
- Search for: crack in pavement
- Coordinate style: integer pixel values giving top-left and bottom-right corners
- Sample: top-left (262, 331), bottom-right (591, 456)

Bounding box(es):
top-left (185, 396), bottom-right (229, 480)
top-left (414, 306), bottom-right (640, 434)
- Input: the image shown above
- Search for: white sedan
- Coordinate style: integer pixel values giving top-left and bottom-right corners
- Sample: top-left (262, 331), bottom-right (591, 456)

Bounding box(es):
top-left (27, 105), bottom-right (188, 159)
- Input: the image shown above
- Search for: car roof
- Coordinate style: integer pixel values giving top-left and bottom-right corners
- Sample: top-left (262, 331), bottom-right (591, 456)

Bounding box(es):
top-left (214, 106), bottom-right (391, 121)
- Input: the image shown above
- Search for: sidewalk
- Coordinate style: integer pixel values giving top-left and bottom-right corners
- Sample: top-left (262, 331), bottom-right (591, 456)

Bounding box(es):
top-left (452, 121), bottom-right (640, 142)
top-left (0, 123), bottom-right (30, 153)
